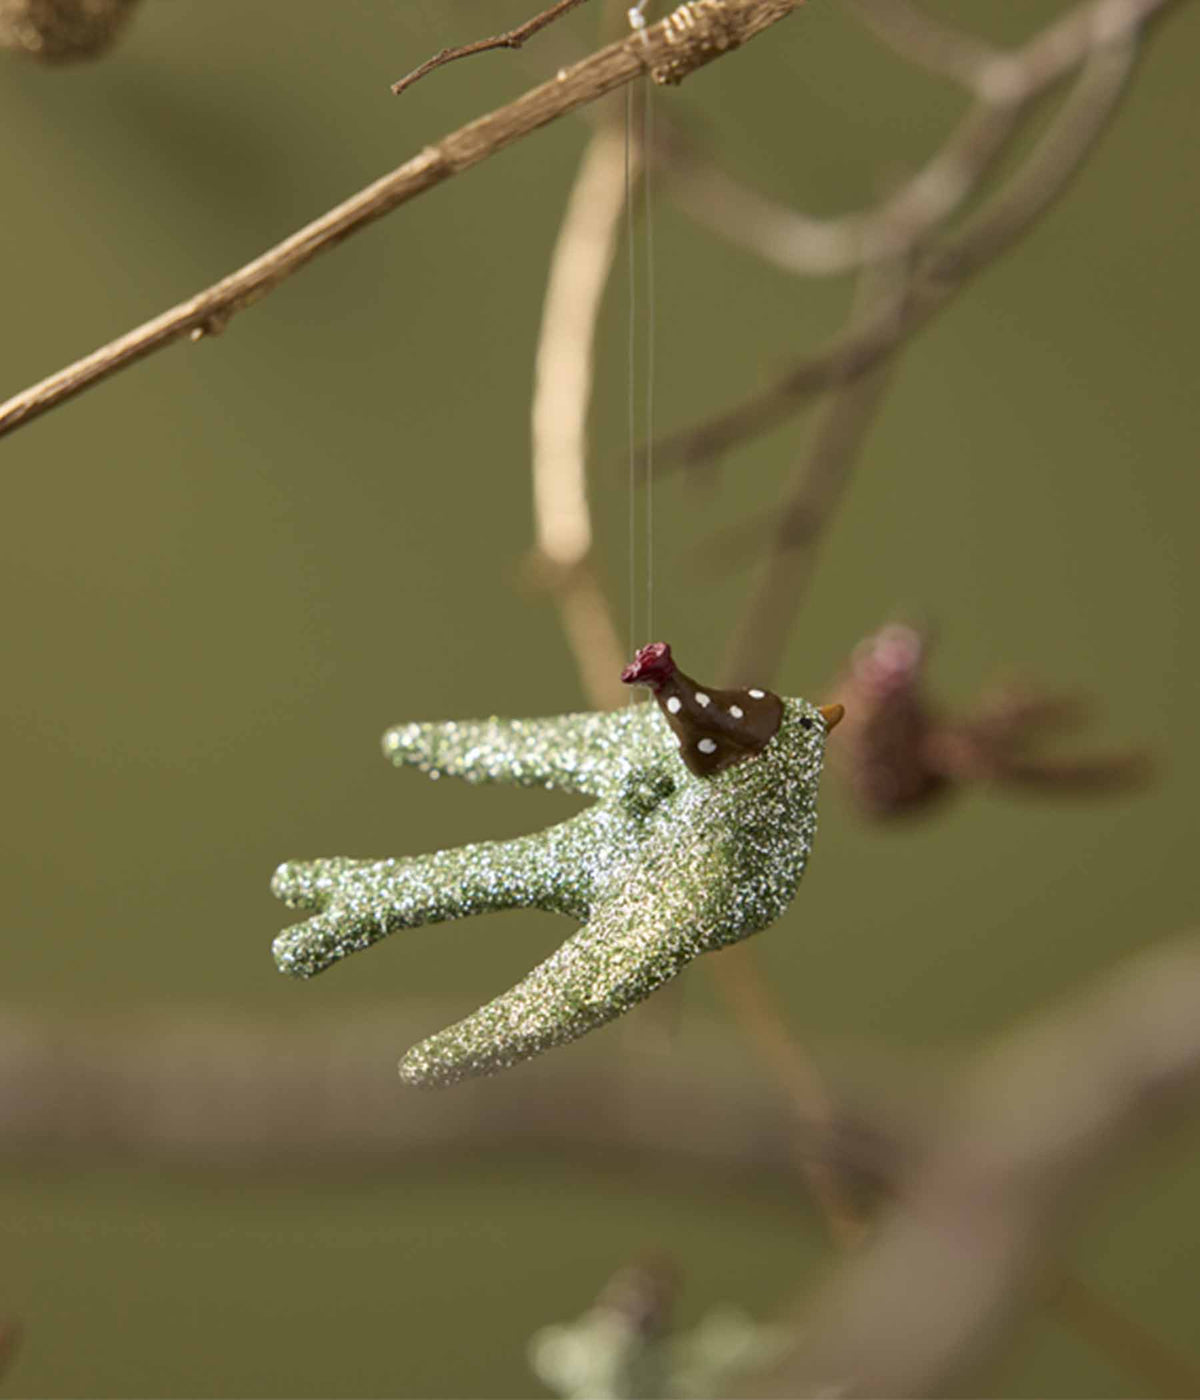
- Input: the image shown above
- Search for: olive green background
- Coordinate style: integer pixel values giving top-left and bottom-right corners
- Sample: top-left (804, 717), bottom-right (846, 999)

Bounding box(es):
top-left (1, 1), bottom-right (1197, 1395)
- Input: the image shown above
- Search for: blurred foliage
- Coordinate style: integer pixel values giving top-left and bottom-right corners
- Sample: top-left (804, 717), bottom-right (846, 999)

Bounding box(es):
top-left (1, 0), bottom-right (1197, 1394)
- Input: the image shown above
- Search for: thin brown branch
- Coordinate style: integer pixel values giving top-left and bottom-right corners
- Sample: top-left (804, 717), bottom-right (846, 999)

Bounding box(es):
top-left (856, 0), bottom-right (1167, 102)
top-left (926, 35), bottom-right (1138, 279)
top-left (757, 931), bottom-right (1200, 1398)
top-left (662, 88), bottom-right (1021, 277)
top-left (844, 0), bottom-right (1002, 91)
top-left (660, 0), bottom-right (1169, 278)
top-left (707, 940), bottom-right (1195, 1399)
top-left (653, 305), bottom-right (905, 472)
top-left (0, 1317), bottom-right (21, 1385)
top-left (0, 1004), bottom-right (895, 1180)
top-left (528, 118), bottom-right (632, 710)
top-left (707, 945), bottom-right (868, 1246)
top-left (391, 0), bottom-right (592, 97)
top-left (652, 18), bottom-right (1144, 474)
top-left (548, 559), bottom-right (630, 709)
top-left (701, 273), bottom-right (899, 1241)
top-left (699, 28), bottom-right (1173, 1340)
top-left (0, 0), bottom-right (800, 443)
top-left (1049, 1270), bottom-right (1200, 1400)
top-left (722, 259), bottom-right (908, 687)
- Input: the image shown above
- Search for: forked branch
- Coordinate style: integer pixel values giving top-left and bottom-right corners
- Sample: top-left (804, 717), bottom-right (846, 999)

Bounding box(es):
top-left (391, 0), bottom-right (591, 97)
top-left (761, 932), bottom-right (1200, 1398)
top-left (653, 24), bottom-right (1144, 478)
top-left (0, 0), bottom-right (800, 442)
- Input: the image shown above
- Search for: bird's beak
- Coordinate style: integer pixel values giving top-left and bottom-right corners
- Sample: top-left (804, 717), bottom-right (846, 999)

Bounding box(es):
top-left (819, 703), bottom-right (845, 733)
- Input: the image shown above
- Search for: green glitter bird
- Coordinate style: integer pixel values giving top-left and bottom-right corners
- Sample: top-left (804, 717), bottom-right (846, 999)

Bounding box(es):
top-left (271, 643), bottom-right (844, 1088)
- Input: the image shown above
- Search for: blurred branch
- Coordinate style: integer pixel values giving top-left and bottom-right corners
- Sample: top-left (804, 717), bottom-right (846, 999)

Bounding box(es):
top-left (722, 259), bottom-right (907, 686)
top-left (843, 0), bottom-right (1000, 89)
top-left (0, 0), bottom-right (139, 62)
top-left (492, 0), bottom-right (1143, 286)
top-left (662, 83), bottom-right (1019, 279)
top-left (652, 20), bottom-right (1142, 475)
top-left (392, 0), bottom-right (591, 96)
top-left (708, 944), bottom-right (867, 1245)
top-left (759, 931), bottom-right (1200, 1398)
top-left (0, 0), bottom-right (800, 442)
top-left (706, 55), bottom-right (1173, 1384)
top-left (1049, 1270), bottom-right (1200, 1400)
top-left (659, 0), bottom-right (1169, 278)
top-left (528, 118), bottom-right (632, 710)
top-left (0, 1006), bottom-right (892, 1179)
top-left (0, 1317), bottom-right (21, 1385)
top-left (706, 721), bottom-right (1166, 1400)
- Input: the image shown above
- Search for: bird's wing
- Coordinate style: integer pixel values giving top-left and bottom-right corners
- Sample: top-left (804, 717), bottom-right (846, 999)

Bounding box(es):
top-left (398, 845), bottom-right (737, 1087)
top-left (381, 704), bottom-right (665, 799)
top-left (271, 826), bottom-right (589, 978)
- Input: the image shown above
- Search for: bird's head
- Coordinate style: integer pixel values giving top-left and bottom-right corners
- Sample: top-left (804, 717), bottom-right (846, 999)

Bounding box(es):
top-left (622, 642), bottom-right (842, 777)
top-left (620, 642), bottom-right (675, 691)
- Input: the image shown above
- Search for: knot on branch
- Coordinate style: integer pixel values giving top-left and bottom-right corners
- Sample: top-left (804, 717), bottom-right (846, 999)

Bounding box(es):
top-left (649, 0), bottom-right (744, 85)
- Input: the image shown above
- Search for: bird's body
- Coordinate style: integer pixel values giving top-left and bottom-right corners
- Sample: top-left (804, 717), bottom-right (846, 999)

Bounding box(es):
top-left (272, 650), bottom-right (834, 1087)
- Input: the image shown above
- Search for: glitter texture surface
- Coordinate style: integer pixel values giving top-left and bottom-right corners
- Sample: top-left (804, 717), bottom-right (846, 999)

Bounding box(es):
top-left (272, 697), bottom-right (829, 1087)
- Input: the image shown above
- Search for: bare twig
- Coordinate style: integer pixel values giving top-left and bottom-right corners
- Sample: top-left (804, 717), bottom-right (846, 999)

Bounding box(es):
top-left (0, 0), bottom-right (800, 443)
top-left (391, 0), bottom-right (591, 97)
top-left (457, 4), bottom-right (994, 283)
top-left (701, 32), bottom-right (1172, 1363)
top-left (529, 118), bottom-right (632, 710)
top-left (703, 273), bottom-right (905, 1255)
top-left (0, 1317), bottom-right (21, 1384)
top-left (652, 22), bottom-right (1143, 474)
top-left (650, 300), bottom-right (905, 471)
top-left (757, 932), bottom-right (1200, 1398)
top-left (0, 1005), bottom-right (893, 1179)
top-left (1049, 1270), bottom-right (1200, 1400)
top-left (699, 900), bottom-right (1191, 1400)
top-left (661, 0), bottom-right (1170, 278)
top-left (663, 92), bottom-right (1021, 277)
top-left (925, 36), bottom-right (1139, 279)
top-left (530, 118), bottom-right (626, 572)
top-left (722, 259), bottom-right (908, 687)
top-left (856, 0), bottom-right (1167, 102)
top-left (843, 0), bottom-right (1000, 91)
top-left (709, 944), bottom-right (867, 1245)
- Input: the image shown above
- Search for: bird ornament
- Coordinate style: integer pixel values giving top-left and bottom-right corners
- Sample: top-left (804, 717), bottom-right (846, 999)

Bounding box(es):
top-left (271, 643), bottom-right (843, 1087)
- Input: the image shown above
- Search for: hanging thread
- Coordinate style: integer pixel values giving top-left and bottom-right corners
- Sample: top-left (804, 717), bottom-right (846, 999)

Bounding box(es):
top-left (626, 1), bottom-right (656, 662)
top-left (643, 73), bottom-right (655, 644)
top-left (626, 80), bottom-right (638, 670)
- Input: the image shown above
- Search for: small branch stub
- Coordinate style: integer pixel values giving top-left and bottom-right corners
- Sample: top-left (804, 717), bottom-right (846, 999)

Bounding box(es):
top-left (391, 0), bottom-right (590, 97)
top-left (0, 0), bottom-right (799, 440)
top-left (649, 0), bottom-right (743, 84)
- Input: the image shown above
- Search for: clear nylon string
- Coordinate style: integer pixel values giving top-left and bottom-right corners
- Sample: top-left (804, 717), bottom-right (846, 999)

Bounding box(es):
top-left (643, 78), bottom-right (655, 644)
top-left (626, 81), bottom-right (638, 671)
top-left (626, 4), bottom-right (656, 664)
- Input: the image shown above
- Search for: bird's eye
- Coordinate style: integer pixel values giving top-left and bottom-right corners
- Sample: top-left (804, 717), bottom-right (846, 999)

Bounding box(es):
top-left (799, 717), bottom-right (813, 730)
